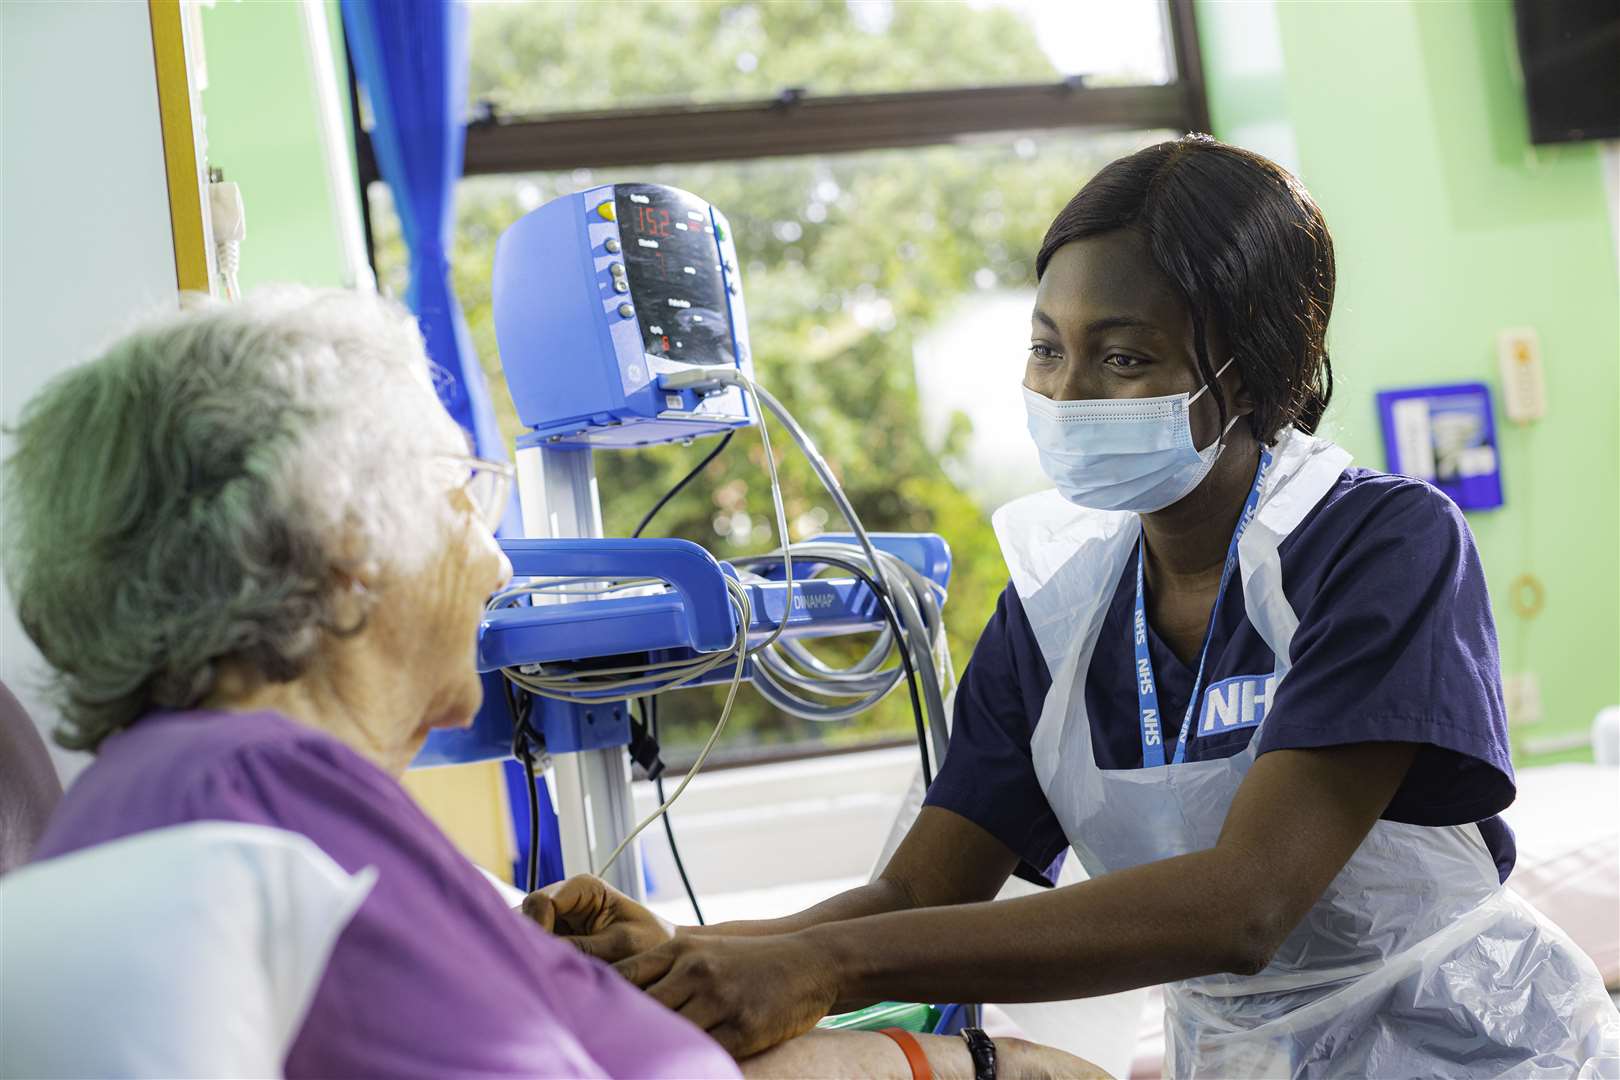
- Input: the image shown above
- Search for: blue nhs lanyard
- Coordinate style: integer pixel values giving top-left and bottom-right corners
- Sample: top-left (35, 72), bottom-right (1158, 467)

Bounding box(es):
top-left (1134, 449), bottom-right (1272, 768)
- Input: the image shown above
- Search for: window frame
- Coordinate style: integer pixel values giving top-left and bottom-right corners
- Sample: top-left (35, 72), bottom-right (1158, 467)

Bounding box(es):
top-left (350, 0), bottom-right (1207, 251)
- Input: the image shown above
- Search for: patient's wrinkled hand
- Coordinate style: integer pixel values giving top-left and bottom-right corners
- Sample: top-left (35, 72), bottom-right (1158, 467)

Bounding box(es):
top-left (738, 1030), bottom-right (1114, 1080)
top-left (521, 874), bottom-right (674, 962)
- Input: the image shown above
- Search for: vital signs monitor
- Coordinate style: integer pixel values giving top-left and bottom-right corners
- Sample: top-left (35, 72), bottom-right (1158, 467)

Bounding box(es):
top-left (492, 183), bottom-right (755, 449)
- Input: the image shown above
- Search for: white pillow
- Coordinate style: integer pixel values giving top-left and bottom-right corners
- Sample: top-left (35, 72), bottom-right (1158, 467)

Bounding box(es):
top-left (1, 822), bottom-right (375, 1079)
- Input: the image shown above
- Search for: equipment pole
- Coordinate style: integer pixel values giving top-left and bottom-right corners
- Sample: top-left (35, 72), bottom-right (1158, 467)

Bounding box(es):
top-left (514, 444), bottom-right (645, 900)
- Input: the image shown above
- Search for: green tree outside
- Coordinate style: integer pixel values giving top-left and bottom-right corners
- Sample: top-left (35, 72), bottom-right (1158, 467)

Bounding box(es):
top-left (371, 1), bottom-right (1169, 754)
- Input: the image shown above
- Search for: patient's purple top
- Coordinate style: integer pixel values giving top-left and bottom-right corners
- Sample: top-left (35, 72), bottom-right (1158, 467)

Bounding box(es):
top-left (34, 709), bottom-right (739, 1079)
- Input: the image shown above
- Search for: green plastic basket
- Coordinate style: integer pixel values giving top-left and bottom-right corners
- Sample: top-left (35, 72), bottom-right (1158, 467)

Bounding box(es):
top-left (817, 1001), bottom-right (941, 1033)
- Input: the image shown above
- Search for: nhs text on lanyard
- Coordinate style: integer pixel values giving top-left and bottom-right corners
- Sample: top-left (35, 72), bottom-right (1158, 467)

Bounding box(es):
top-left (1135, 449), bottom-right (1272, 768)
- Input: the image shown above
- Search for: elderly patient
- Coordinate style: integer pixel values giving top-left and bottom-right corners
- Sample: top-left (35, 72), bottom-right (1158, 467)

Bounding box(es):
top-left (5, 290), bottom-right (1094, 1079)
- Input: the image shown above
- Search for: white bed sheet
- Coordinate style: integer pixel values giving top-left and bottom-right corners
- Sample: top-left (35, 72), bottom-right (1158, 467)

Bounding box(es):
top-left (1500, 763), bottom-right (1620, 987)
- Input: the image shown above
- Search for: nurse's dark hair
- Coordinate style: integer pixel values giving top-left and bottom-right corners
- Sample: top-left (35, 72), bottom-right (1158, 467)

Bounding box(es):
top-left (1036, 135), bottom-right (1335, 441)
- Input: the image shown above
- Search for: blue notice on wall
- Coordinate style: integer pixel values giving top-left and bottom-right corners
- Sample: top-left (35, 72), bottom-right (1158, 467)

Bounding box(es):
top-left (1376, 382), bottom-right (1504, 511)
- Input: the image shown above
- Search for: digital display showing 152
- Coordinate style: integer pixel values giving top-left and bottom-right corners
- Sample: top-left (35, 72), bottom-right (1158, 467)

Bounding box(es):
top-left (628, 202), bottom-right (674, 239)
top-left (614, 183), bottom-right (734, 367)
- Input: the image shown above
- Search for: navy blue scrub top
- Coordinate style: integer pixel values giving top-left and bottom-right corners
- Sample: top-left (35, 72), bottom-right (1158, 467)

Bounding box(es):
top-left (925, 468), bottom-right (1518, 886)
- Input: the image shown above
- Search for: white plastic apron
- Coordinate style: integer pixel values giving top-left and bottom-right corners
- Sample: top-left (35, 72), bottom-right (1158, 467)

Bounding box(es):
top-left (994, 429), bottom-right (1620, 1079)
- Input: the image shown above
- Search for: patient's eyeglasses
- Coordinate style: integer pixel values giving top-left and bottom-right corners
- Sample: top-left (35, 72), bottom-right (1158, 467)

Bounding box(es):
top-left (441, 454), bottom-right (514, 533)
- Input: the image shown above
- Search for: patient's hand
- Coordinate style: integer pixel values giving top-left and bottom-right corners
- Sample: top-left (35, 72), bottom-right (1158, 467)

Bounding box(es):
top-left (739, 1029), bottom-right (1112, 1080)
top-left (521, 874), bottom-right (674, 962)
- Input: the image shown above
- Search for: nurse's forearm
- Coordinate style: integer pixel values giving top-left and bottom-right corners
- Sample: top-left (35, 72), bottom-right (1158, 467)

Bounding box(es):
top-left (812, 743), bottom-right (1415, 1006)
top-left (692, 807), bottom-right (1020, 940)
top-left (811, 847), bottom-right (1261, 1006)
top-left (694, 878), bottom-right (917, 938)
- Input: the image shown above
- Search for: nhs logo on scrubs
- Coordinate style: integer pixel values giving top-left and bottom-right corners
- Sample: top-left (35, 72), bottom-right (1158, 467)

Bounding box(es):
top-left (1199, 673), bottom-right (1277, 735)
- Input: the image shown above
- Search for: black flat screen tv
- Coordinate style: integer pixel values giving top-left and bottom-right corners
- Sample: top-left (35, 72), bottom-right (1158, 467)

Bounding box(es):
top-left (1512, 0), bottom-right (1620, 144)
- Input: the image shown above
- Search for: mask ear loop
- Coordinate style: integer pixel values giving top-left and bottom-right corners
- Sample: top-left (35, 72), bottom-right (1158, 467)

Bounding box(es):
top-left (1187, 356), bottom-right (1237, 406)
top-left (1190, 357), bottom-right (1243, 456)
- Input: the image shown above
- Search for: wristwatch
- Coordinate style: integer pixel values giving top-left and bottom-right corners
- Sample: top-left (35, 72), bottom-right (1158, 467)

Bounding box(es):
top-left (959, 1026), bottom-right (997, 1080)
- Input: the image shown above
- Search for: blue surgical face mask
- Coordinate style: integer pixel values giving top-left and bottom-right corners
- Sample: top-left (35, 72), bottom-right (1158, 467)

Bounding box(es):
top-left (1023, 358), bottom-right (1240, 513)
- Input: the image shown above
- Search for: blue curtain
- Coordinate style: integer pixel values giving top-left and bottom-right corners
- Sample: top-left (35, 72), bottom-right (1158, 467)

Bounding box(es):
top-left (346, 0), bottom-right (547, 879)
top-left (340, 0), bottom-right (504, 464)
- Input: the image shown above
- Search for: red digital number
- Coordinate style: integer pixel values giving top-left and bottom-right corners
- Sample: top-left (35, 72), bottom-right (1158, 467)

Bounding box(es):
top-left (634, 205), bottom-right (673, 239)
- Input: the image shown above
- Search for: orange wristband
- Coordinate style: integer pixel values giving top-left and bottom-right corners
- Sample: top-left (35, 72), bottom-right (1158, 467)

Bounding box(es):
top-left (878, 1027), bottom-right (934, 1080)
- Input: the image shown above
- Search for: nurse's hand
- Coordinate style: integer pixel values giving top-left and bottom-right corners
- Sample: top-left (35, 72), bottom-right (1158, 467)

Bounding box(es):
top-left (615, 932), bottom-right (835, 1059)
top-left (521, 874), bottom-right (675, 962)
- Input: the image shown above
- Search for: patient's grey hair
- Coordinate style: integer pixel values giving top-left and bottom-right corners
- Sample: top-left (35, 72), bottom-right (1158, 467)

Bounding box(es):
top-left (3, 288), bottom-right (469, 751)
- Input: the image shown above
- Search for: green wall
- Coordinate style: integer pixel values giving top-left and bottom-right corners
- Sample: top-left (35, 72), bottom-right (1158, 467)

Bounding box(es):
top-left (1199, 0), bottom-right (1620, 763)
top-left (198, 0), bottom-right (352, 291)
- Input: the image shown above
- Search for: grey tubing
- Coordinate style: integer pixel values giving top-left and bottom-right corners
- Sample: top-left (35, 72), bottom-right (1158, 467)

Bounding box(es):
top-left (745, 541), bottom-right (951, 766)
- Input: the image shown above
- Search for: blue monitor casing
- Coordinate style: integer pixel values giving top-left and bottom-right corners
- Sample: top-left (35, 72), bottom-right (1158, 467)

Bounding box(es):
top-left (492, 183), bottom-right (755, 449)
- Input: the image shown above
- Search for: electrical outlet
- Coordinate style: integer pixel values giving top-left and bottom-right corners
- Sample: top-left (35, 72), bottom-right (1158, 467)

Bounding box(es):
top-left (1503, 672), bottom-right (1543, 727)
top-left (1497, 328), bottom-right (1547, 423)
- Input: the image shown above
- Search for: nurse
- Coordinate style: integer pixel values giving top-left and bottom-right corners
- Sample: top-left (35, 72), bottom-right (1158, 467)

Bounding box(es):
top-left (539, 136), bottom-right (1620, 1077)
